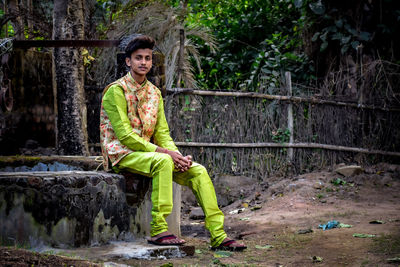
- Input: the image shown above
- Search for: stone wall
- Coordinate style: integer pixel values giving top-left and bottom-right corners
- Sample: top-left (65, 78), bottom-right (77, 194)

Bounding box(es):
top-left (0, 169), bottom-right (181, 248)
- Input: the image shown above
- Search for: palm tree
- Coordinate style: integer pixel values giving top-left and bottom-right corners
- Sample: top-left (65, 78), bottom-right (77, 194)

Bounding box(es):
top-left (93, 1), bottom-right (216, 89)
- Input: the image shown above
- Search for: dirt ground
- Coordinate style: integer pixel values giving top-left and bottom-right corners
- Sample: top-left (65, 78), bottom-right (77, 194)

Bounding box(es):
top-left (1, 163), bottom-right (400, 267)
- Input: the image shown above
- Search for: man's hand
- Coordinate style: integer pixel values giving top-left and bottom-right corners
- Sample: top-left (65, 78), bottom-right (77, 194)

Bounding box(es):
top-left (156, 147), bottom-right (192, 172)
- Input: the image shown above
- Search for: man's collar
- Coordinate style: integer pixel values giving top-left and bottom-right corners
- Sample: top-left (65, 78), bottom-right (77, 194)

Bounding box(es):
top-left (128, 71), bottom-right (147, 89)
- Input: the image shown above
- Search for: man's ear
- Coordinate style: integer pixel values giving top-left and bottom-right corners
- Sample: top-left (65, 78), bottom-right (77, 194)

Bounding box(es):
top-left (125, 57), bottom-right (131, 67)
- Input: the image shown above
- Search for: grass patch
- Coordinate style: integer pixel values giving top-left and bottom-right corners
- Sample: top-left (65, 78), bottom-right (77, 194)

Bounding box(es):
top-left (372, 233), bottom-right (400, 255)
top-left (272, 231), bottom-right (313, 250)
top-left (319, 210), bottom-right (360, 220)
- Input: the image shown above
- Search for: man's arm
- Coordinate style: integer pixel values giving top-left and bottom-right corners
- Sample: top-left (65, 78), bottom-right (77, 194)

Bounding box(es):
top-left (102, 84), bottom-right (158, 152)
top-left (153, 96), bottom-right (179, 151)
top-left (153, 94), bottom-right (192, 171)
top-left (103, 84), bottom-right (191, 171)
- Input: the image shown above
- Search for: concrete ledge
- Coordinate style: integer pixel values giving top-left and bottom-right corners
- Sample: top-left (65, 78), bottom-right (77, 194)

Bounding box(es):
top-left (40, 241), bottom-right (194, 261)
top-left (0, 170), bottom-right (181, 248)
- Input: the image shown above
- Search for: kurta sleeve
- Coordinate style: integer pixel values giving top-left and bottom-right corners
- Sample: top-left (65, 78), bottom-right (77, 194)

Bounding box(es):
top-left (153, 96), bottom-right (179, 152)
top-left (102, 84), bottom-right (158, 152)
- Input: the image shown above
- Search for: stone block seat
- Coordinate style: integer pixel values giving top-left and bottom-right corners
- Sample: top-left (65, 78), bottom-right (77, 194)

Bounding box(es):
top-left (0, 156), bottom-right (180, 248)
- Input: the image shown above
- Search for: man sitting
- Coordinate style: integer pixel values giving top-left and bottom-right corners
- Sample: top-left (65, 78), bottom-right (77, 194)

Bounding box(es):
top-left (100, 35), bottom-right (246, 251)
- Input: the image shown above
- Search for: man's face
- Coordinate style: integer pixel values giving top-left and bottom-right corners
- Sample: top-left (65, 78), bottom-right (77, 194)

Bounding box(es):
top-left (126, 48), bottom-right (153, 79)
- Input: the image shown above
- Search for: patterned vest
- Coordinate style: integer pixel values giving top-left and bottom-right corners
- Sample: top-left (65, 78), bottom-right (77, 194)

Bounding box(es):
top-left (100, 73), bottom-right (160, 171)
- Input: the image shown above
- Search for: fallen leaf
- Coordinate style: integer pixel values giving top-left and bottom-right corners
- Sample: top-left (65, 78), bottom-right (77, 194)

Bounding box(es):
top-left (312, 256), bottom-right (323, 262)
top-left (255, 245), bottom-right (274, 250)
top-left (214, 251), bottom-right (232, 258)
top-left (353, 233), bottom-right (376, 238)
top-left (338, 223), bottom-right (352, 228)
top-left (251, 205), bottom-right (262, 211)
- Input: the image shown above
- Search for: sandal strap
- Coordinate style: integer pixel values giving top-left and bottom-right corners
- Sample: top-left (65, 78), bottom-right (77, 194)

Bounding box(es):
top-left (220, 239), bottom-right (236, 247)
top-left (154, 234), bottom-right (177, 242)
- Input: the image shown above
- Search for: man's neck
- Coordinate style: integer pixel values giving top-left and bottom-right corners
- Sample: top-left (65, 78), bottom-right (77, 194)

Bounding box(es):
top-left (130, 71), bottom-right (146, 84)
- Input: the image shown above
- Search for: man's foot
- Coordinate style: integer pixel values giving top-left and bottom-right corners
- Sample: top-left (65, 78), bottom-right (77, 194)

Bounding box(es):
top-left (211, 237), bottom-right (247, 251)
top-left (148, 231), bottom-right (186, 246)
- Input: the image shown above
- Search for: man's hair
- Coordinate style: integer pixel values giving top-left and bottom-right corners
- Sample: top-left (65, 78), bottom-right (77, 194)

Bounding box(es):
top-left (125, 35), bottom-right (155, 58)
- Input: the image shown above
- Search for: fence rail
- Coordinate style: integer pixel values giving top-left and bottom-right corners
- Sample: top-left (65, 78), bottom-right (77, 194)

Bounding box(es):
top-left (174, 142), bottom-right (400, 157)
top-left (164, 72), bottom-right (400, 178)
top-left (167, 88), bottom-right (400, 112)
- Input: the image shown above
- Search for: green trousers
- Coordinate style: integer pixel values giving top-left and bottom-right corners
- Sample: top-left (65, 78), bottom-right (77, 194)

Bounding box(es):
top-left (116, 151), bottom-right (227, 247)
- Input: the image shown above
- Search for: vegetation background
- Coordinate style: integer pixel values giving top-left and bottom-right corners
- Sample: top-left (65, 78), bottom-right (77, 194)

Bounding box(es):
top-left (2, 0), bottom-right (399, 94)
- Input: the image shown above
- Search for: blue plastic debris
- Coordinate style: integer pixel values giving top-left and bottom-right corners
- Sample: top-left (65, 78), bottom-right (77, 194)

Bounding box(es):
top-left (318, 220), bottom-right (340, 230)
top-left (31, 162), bottom-right (48, 171)
top-left (0, 161), bottom-right (82, 172)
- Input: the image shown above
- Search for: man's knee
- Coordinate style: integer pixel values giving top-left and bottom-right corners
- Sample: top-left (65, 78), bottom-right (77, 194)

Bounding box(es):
top-left (152, 153), bottom-right (174, 169)
top-left (190, 164), bottom-right (210, 178)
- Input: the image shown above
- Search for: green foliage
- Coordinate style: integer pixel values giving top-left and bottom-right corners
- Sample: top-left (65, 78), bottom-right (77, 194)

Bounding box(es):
top-left (248, 32), bottom-right (315, 91)
top-left (170, 0), bottom-right (313, 90)
top-left (296, 0), bottom-right (400, 62)
top-left (271, 128), bottom-right (291, 143)
top-left (330, 177), bottom-right (346, 186)
top-left (167, 0), bottom-right (400, 90)
top-left (0, 9), bottom-right (14, 38)
top-left (306, 7), bottom-right (370, 54)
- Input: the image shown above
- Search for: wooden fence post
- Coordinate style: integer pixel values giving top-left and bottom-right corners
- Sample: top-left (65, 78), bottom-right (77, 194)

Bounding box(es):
top-left (285, 71), bottom-right (294, 162)
top-left (177, 28), bottom-right (185, 87)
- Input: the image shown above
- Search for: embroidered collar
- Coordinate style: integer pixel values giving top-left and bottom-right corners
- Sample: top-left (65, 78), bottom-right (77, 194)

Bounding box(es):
top-left (127, 71), bottom-right (147, 90)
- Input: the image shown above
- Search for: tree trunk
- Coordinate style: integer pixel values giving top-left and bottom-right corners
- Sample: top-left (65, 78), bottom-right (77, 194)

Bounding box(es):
top-left (7, 0), bottom-right (24, 39)
top-left (52, 0), bottom-right (88, 155)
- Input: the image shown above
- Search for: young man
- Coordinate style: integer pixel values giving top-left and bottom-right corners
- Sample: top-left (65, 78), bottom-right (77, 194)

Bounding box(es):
top-left (100, 35), bottom-right (246, 250)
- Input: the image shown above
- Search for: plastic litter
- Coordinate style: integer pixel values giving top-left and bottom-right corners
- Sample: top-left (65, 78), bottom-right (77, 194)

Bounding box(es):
top-left (229, 208), bottom-right (245, 215)
top-left (312, 256), bottom-right (323, 262)
top-left (338, 223), bottom-right (352, 228)
top-left (31, 162), bottom-right (48, 171)
top-left (214, 251), bottom-right (232, 258)
top-left (369, 220), bottom-right (384, 224)
top-left (255, 245), bottom-right (273, 250)
top-left (318, 220), bottom-right (353, 230)
top-left (1, 162), bottom-right (82, 172)
top-left (318, 220), bottom-right (340, 230)
top-left (251, 205), bottom-right (262, 211)
top-left (387, 257), bottom-right (400, 263)
top-left (353, 233), bottom-right (376, 238)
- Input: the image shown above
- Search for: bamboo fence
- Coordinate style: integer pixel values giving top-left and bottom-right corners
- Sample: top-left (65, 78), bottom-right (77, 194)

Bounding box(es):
top-left (164, 72), bottom-right (400, 180)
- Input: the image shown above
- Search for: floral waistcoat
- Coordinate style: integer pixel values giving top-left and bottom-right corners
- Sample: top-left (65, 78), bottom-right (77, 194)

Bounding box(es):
top-left (100, 73), bottom-right (160, 171)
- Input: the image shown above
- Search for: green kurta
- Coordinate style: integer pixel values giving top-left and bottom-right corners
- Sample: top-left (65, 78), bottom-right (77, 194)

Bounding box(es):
top-left (101, 75), bottom-right (227, 247)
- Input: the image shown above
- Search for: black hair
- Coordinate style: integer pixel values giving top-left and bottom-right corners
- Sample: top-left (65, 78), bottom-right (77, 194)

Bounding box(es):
top-left (125, 35), bottom-right (155, 58)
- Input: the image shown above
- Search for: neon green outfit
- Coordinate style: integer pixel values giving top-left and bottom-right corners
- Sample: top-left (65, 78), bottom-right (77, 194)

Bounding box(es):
top-left (100, 72), bottom-right (227, 247)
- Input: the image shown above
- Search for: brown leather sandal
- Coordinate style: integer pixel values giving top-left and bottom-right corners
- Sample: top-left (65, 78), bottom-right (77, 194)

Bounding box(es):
top-left (147, 234), bottom-right (186, 246)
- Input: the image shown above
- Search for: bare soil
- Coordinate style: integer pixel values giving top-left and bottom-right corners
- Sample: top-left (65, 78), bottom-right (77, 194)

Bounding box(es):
top-left (0, 246), bottom-right (100, 266)
top-left (1, 163), bottom-right (400, 267)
